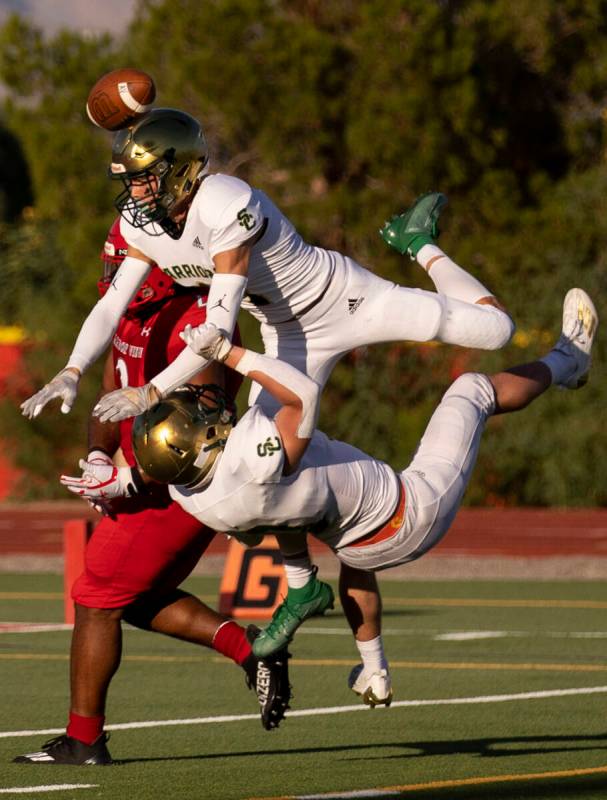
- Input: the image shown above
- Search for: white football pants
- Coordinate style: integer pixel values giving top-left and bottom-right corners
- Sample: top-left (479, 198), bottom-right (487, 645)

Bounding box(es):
top-left (336, 372), bottom-right (496, 571)
top-left (249, 253), bottom-right (513, 410)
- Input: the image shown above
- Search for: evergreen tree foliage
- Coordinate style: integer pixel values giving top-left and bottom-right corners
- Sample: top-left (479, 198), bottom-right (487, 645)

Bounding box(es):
top-left (0, 1), bottom-right (605, 504)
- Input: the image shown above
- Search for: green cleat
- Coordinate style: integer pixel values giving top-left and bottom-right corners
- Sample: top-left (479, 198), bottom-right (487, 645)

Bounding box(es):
top-left (379, 191), bottom-right (448, 258)
top-left (252, 573), bottom-right (335, 658)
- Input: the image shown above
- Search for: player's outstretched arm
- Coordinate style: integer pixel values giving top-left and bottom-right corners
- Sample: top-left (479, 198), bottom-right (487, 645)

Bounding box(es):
top-left (21, 255), bottom-right (151, 419)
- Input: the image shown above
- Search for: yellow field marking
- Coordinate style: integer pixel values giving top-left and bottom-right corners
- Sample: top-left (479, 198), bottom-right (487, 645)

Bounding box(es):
top-left (3, 652), bottom-right (607, 673)
top-left (0, 592), bottom-right (219, 603)
top-left (0, 653), bottom-right (213, 663)
top-left (249, 764), bottom-right (607, 799)
top-left (385, 597), bottom-right (607, 609)
top-left (2, 592), bottom-right (605, 609)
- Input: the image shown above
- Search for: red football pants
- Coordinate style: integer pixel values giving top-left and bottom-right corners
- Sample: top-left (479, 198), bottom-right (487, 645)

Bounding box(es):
top-left (72, 493), bottom-right (214, 609)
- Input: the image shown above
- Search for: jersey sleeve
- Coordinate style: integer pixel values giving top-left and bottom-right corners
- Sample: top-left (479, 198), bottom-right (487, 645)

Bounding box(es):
top-left (198, 175), bottom-right (265, 258)
top-left (119, 216), bottom-right (147, 253)
top-left (229, 406), bottom-right (285, 484)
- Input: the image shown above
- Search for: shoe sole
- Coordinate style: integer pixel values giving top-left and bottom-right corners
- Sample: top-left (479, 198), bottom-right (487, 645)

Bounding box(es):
top-left (354, 687), bottom-right (394, 708)
top-left (563, 288), bottom-right (599, 389)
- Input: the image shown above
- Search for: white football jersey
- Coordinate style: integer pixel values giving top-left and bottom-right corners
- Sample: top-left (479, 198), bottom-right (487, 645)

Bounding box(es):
top-left (121, 173), bottom-right (334, 325)
top-left (170, 406), bottom-right (400, 551)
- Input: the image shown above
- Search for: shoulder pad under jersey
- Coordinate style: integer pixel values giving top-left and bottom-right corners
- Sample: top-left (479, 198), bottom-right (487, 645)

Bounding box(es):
top-left (197, 174), bottom-right (254, 229)
top-left (119, 216), bottom-right (147, 252)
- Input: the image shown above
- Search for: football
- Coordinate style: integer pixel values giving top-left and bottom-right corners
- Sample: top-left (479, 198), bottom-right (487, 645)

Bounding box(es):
top-left (86, 68), bottom-right (156, 131)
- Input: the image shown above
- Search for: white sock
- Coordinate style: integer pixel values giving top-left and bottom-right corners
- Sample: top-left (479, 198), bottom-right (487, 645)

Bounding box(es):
top-left (356, 635), bottom-right (388, 674)
top-left (283, 553), bottom-right (315, 589)
top-left (540, 347), bottom-right (575, 385)
top-left (417, 244), bottom-right (492, 304)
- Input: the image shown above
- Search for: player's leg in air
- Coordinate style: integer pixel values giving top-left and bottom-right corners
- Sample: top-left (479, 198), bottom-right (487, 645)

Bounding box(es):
top-left (254, 288), bottom-right (597, 663)
top-left (339, 564), bottom-right (392, 707)
top-left (336, 288), bottom-right (597, 577)
top-left (377, 191), bottom-right (514, 348)
top-left (251, 531), bottom-right (391, 706)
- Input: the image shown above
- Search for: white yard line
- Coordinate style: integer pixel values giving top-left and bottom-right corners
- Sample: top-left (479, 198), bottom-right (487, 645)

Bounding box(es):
top-left (436, 631), bottom-right (511, 641)
top-left (0, 623), bottom-right (71, 634)
top-left (5, 622), bottom-right (607, 639)
top-left (2, 685), bottom-right (607, 740)
top-left (298, 626), bottom-right (607, 639)
top-left (0, 786), bottom-right (97, 795)
top-left (292, 792), bottom-right (393, 799)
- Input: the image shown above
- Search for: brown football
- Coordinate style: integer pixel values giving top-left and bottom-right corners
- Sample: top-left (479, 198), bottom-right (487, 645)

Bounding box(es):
top-left (86, 68), bottom-right (156, 131)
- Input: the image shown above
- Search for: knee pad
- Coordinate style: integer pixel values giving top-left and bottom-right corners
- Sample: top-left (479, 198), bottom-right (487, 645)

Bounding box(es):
top-left (437, 297), bottom-right (515, 350)
top-left (445, 372), bottom-right (496, 416)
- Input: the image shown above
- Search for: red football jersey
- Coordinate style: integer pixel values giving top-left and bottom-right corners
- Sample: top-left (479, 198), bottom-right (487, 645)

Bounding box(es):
top-left (112, 291), bottom-right (241, 465)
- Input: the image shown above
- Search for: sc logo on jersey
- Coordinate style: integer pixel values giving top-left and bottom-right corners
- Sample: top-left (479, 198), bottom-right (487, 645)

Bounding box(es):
top-left (257, 436), bottom-right (282, 457)
top-left (237, 208), bottom-right (256, 231)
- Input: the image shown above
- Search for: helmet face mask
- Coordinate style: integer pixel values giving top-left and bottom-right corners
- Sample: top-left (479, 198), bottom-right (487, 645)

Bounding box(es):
top-left (132, 384), bottom-right (236, 487)
top-left (110, 108), bottom-right (209, 237)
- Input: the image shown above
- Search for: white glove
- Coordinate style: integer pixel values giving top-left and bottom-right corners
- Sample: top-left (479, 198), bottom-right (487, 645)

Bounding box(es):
top-left (93, 383), bottom-right (161, 423)
top-left (60, 458), bottom-right (144, 501)
top-left (180, 322), bottom-right (232, 362)
top-left (82, 451), bottom-right (115, 514)
top-left (21, 368), bottom-right (80, 419)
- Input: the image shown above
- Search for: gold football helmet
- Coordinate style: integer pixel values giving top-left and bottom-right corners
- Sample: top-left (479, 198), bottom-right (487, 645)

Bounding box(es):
top-left (132, 385), bottom-right (236, 488)
top-left (110, 108), bottom-right (209, 235)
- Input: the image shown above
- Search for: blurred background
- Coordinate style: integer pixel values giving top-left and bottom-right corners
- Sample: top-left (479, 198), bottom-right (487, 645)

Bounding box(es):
top-left (0, 0), bottom-right (605, 506)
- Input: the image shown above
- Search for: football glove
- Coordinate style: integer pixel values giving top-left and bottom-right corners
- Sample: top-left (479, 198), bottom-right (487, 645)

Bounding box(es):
top-left (20, 368), bottom-right (80, 419)
top-left (180, 322), bottom-right (232, 362)
top-left (93, 383), bottom-right (161, 423)
top-left (81, 451), bottom-right (115, 514)
top-left (60, 459), bottom-right (146, 501)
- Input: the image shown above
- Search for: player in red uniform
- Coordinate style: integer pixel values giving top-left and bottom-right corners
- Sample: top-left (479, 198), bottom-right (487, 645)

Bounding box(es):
top-left (14, 221), bottom-right (291, 767)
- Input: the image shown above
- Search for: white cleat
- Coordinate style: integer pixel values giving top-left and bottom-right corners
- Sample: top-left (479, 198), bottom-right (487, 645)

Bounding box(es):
top-left (553, 288), bottom-right (598, 389)
top-left (348, 664), bottom-right (393, 708)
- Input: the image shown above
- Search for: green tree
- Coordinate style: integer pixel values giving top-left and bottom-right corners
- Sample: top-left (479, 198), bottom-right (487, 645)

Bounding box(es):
top-left (0, 0), bottom-right (605, 504)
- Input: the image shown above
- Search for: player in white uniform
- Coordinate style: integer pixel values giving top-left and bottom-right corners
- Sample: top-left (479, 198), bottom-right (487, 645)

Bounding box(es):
top-left (22, 108), bottom-right (514, 424)
top-left (63, 288), bottom-right (598, 686)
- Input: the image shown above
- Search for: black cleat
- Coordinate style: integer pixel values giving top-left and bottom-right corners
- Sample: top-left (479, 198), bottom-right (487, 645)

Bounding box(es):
top-left (243, 625), bottom-right (292, 730)
top-left (13, 734), bottom-right (112, 765)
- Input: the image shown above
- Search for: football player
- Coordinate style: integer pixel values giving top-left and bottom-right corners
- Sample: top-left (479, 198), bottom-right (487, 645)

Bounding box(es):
top-left (22, 107), bottom-right (514, 653)
top-left (14, 221), bottom-right (290, 767)
top-left (64, 287), bottom-right (597, 667)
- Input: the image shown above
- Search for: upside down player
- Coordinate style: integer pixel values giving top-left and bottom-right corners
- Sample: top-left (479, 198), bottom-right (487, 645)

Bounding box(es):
top-left (84, 289), bottom-right (598, 674)
top-left (22, 107), bottom-right (514, 673)
top-left (14, 221), bottom-right (291, 766)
